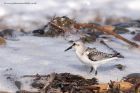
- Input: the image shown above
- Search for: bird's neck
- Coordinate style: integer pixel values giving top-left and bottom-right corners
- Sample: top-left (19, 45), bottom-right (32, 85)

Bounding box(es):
top-left (75, 46), bottom-right (86, 55)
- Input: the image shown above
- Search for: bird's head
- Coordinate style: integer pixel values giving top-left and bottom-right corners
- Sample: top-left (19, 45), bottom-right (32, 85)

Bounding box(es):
top-left (65, 41), bottom-right (84, 51)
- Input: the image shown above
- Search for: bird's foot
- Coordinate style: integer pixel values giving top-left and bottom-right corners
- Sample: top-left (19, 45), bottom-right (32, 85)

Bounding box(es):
top-left (90, 67), bottom-right (93, 73)
top-left (95, 70), bottom-right (98, 75)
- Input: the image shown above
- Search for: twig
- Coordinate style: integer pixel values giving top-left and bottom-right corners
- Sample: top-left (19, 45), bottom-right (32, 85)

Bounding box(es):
top-left (100, 40), bottom-right (118, 53)
top-left (40, 73), bottom-right (56, 93)
top-left (100, 40), bottom-right (124, 58)
top-left (49, 22), bottom-right (67, 32)
top-left (74, 23), bottom-right (139, 48)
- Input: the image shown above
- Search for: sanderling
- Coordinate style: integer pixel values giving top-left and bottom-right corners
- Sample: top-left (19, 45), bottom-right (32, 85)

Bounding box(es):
top-left (65, 41), bottom-right (124, 75)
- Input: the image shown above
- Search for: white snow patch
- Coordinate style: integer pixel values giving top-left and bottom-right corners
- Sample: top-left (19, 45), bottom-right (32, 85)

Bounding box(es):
top-left (0, 0), bottom-right (140, 29)
top-left (127, 0), bottom-right (140, 10)
top-left (0, 35), bottom-right (139, 91)
top-left (0, 7), bottom-right (7, 17)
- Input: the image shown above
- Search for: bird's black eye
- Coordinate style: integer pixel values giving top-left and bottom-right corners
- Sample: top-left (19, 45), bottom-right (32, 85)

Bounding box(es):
top-left (73, 43), bottom-right (76, 46)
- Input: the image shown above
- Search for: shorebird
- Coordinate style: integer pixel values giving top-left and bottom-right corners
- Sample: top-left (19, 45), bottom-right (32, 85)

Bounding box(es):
top-left (65, 41), bottom-right (124, 75)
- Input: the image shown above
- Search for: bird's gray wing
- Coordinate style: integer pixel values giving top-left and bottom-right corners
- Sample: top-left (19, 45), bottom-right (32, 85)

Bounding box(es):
top-left (87, 48), bottom-right (115, 61)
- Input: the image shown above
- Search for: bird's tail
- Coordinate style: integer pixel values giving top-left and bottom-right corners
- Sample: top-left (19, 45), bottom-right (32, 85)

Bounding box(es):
top-left (113, 53), bottom-right (124, 58)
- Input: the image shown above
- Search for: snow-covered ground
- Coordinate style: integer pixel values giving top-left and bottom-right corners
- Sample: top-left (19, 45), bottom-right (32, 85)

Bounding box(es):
top-left (0, 0), bottom-right (140, 92)
top-left (0, 34), bottom-right (140, 92)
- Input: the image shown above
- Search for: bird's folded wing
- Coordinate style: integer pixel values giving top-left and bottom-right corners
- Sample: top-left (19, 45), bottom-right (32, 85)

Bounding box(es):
top-left (87, 49), bottom-right (114, 61)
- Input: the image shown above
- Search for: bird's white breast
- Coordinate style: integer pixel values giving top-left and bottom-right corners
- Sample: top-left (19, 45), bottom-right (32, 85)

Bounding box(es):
top-left (75, 50), bottom-right (93, 66)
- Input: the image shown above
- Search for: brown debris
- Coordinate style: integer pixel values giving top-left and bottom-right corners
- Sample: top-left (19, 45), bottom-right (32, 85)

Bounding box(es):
top-left (24, 73), bottom-right (98, 93)
top-left (19, 73), bottom-right (140, 93)
top-left (0, 37), bottom-right (6, 45)
top-left (114, 81), bottom-right (133, 91)
top-left (81, 81), bottom-right (133, 93)
top-left (135, 83), bottom-right (140, 93)
top-left (45, 16), bottom-right (76, 37)
top-left (40, 73), bottom-right (56, 93)
top-left (82, 84), bottom-right (109, 93)
top-left (123, 73), bottom-right (140, 93)
top-left (108, 80), bottom-right (133, 93)
top-left (32, 16), bottom-right (140, 48)
top-left (123, 73), bottom-right (140, 84)
top-left (102, 25), bottom-right (115, 31)
top-left (74, 23), bottom-right (139, 47)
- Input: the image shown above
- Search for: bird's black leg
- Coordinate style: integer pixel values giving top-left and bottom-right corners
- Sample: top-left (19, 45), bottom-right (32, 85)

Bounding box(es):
top-left (90, 67), bottom-right (93, 73)
top-left (95, 70), bottom-right (98, 75)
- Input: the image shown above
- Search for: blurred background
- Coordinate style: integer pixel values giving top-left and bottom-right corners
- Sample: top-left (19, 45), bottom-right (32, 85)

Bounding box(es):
top-left (0, 0), bottom-right (140, 31)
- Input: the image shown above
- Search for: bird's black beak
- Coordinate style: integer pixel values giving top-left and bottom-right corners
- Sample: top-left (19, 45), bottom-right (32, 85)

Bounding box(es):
top-left (65, 43), bottom-right (75, 51)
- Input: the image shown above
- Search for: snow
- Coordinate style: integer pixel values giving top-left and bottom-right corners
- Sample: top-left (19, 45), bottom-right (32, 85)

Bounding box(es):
top-left (0, 0), bottom-right (140, 30)
top-left (127, 0), bottom-right (140, 10)
top-left (0, 0), bottom-right (138, 18)
top-left (0, 34), bottom-right (139, 92)
top-left (0, 7), bottom-right (6, 17)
